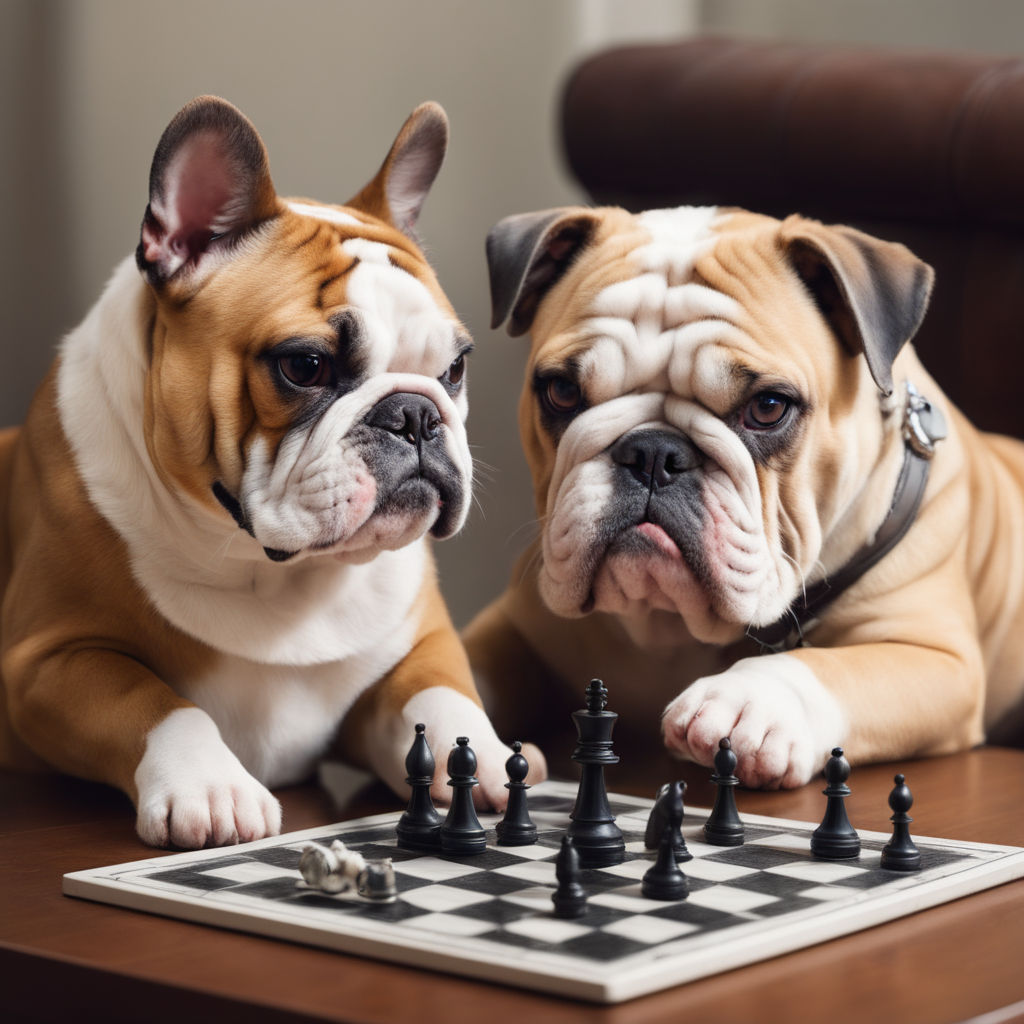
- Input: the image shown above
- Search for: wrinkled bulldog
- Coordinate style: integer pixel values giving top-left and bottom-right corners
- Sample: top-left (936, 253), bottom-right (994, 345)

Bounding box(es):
top-left (465, 204), bottom-right (1024, 787)
top-left (0, 96), bottom-right (542, 848)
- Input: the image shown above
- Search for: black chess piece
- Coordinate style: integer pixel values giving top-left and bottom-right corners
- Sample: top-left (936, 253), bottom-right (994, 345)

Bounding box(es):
top-left (495, 741), bottom-right (538, 846)
top-left (810, 747), bottom-right (861, 860)
top-left (880, 773), bottom-right (922, 872)
top-left (703, 738), bottom-right (745, 846)
top-left (644, 781), bottom-right (691, 862)
top-left (440, 737), bottom-right (488, 855)
top-left (396, 724), bottom-right (442, 851)
top-left (567, 679), bottom-right (626, 868)
top-left (642, 824), bottom-right (689, 901)
top-left (551, 835), bottom-right (588, 918)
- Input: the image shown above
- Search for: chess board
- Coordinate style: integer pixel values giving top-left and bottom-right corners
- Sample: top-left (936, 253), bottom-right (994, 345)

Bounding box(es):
top-left (63, 781), bottom-right (1024, 1003)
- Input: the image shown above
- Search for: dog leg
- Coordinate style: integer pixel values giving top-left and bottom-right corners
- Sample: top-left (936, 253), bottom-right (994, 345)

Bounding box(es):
top-left (338, 580), bottom-right (547, 811)
top-left (134, 707), bottom-right (282, 848)
top-left (663, 633), bottom-right (985, 788)
top-left (662, 654), bottom-right (848, 789)
top-left (5, 647), bottom-right (281, 848)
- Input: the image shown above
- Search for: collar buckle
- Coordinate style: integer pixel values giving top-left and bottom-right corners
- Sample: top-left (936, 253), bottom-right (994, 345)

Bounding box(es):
top-left (903, 381), bottom-right (947, 459)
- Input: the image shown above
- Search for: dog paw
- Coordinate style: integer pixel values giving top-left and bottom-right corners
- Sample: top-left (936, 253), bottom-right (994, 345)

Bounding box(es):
top-left (661, 654), bottom-right (847, 789)
top-left (468, 739), bottom-right (548, 812)
top-left (134, 708), bottom-right (282, 848)
top-left (393, 688), bottom-right (548, 812)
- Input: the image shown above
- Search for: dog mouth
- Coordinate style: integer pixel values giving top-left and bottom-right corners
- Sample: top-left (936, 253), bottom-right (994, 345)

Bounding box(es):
top-left (211, 385), bottom-right (469, 563)
top-left (342, 474), bottom-right (461, 553)
top-left (212, 463), bottom-right (463, 563)
top-left (579, 517), bottom-right (703, 613)
top-left (565, 494), bottom-right (768, 644)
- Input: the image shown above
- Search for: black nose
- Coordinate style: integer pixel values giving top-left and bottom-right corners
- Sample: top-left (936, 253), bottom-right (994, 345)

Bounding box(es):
top-left (365, 393), bottom-right (441, 444)
top-left (610, 429), bottom-right (702, 490)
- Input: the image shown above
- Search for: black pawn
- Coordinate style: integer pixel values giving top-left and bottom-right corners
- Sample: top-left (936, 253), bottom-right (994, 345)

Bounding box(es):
top-left (642, 825), bottom-right (689, 901)
top-left (496, 741), bottom-right (538, 846)
top-left (567, 679), bottom-right (626, 868)
top-left (703, 738), bottom-right (745, 846)
top-left (645, 781), bottom-right (691, 862)
top-left (810, 747), bottom-right (861, 860)
top-left (396, 724), bottom-right (442, 851)
top-left (880, 774), bottom-right (922, 872)
top-left (440, 737), bottom-right (488, 855)
top-left (551, 835), bottom-right (587, 918)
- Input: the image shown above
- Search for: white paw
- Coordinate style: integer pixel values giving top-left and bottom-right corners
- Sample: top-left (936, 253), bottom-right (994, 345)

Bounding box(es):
top-left (391, 687), bottom-right (547, 812)
top-left (661, 654), bottom-right (847, 789)
top-left (134, 708), bottom-right (282, 848)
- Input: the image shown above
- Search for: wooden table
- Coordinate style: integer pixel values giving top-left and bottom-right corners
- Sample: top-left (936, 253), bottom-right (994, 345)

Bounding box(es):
top-left (3, 748), bottom-right (1024, 1024)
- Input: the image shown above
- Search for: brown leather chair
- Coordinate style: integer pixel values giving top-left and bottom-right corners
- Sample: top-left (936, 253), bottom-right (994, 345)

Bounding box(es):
top-left (561, 37), bottom-right (1024, 439)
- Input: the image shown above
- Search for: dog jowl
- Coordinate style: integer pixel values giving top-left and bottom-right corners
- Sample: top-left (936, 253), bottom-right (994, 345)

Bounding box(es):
top-left (0, 97), bottom-right (542, 848)
top-left (465, 204), bottom-right (1024, 788)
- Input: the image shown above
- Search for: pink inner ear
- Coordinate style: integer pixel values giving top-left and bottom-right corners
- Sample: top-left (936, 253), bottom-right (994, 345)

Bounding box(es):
top-left (173, 133), bottom-right (240, 231)
top-left (142, 130), bottom-right (248, 273)
top-left (546, 236), bottom-right (576, 262)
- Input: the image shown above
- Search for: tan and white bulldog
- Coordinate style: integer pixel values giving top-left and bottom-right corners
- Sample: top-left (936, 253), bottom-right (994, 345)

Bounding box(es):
top-left (0, 96), bottom-right (540, 849)
top-left (465, 204), bottom-right (1024, 788)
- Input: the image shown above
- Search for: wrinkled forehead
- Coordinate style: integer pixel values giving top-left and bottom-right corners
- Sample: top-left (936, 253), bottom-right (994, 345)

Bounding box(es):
top-left (262, 200), bottom-right (465, 373)
top-left (541, 207), bottom-right (812, 411)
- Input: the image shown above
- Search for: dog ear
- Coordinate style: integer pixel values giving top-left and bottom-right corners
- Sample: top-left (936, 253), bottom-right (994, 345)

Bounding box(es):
top-left (780, 217), bottom-right (934, 395)
top-left (137, 96), bottom-right (279, 287)
top-left (346, 102), bottom-right (448, 237)
top-left (487, 207), bottom-right (600, 337)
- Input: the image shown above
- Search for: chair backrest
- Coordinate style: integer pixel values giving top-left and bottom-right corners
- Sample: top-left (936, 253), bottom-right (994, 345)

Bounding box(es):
top-left (562, 37), bottom-right (1024, 438)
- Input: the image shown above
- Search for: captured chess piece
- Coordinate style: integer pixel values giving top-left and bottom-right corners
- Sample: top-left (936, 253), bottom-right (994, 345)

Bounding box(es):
top-left (440, 737), bottom-right (488, 855)
top-left (567, 679), bottom-right (626, 868)
top-left (396, 724), bottom-right (442, 851)
top-left (810, 747), bottom-right (861, 860)
top-left (642, 824), bottom-right (689, 901)
top-left (358, 858), bottom-right (399, 901)
top-left (880, 773), bottom-right (922, 872)
top-left (551, 834), bottom-right (588, 918)
top-left (645, 780), bottom-right (691, 862)
top-left (496, 741), bottom-right (538, 846)
top-left (703, 738), bottom-right (745, 846)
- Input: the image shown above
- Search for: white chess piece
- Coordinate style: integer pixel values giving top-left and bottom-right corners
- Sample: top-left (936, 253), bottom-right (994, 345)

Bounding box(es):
top-left (298, 840), bottom-right (366, 893)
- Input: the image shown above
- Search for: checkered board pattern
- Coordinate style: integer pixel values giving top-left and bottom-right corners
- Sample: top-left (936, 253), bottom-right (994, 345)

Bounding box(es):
top-left (63, 781), bottom-right (1024, 1003)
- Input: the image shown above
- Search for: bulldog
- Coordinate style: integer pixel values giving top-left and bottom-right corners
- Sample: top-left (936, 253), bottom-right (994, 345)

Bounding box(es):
top-left (464, 204), bottom-right (1024, 788)
top-left (0, 96), bottom-right (540, 849)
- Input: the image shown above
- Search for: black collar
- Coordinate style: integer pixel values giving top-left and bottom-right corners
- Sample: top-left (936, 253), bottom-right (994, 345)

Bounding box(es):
top-left (747, 382), bottom-right (947, 654)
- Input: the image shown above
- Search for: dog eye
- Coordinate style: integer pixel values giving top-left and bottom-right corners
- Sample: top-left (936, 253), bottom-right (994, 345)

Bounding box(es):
top-left (743, 392), bottom-right (791, 429)
top-left (444, 353), bottom-right (467, 388)
top-left (544, 376), bottom-right (583, 414)
top-left (279, 353), bottom-right (330, 388)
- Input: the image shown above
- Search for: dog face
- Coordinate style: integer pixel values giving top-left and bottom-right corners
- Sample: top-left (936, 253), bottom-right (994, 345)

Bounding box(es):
top-left (136, 97), bottom-right (471, 565)
top-left (488, 206), bottom-right (932, 646)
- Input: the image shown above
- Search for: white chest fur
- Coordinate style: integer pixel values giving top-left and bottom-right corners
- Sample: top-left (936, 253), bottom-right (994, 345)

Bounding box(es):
top-left (174, 630), bottom-right (416, 786)
top-left (56, 258), bottom-right (428, 784)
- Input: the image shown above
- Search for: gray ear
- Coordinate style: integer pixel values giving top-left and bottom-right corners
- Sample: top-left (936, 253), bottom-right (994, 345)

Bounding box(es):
top-left (486, 207), bottom-right (599, 336)
top-left (780, 217), bottom-right (934, 395)
top-left (346, 102), bottom-right (448, 237)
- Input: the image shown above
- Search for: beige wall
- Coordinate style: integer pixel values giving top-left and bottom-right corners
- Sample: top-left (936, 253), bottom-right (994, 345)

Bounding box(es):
top-left (2, 0), bottom-right (1022, 628)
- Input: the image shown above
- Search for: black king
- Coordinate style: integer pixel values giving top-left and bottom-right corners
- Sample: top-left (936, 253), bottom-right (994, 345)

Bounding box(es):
top-left (567, 679), bottom-right (626, 868)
